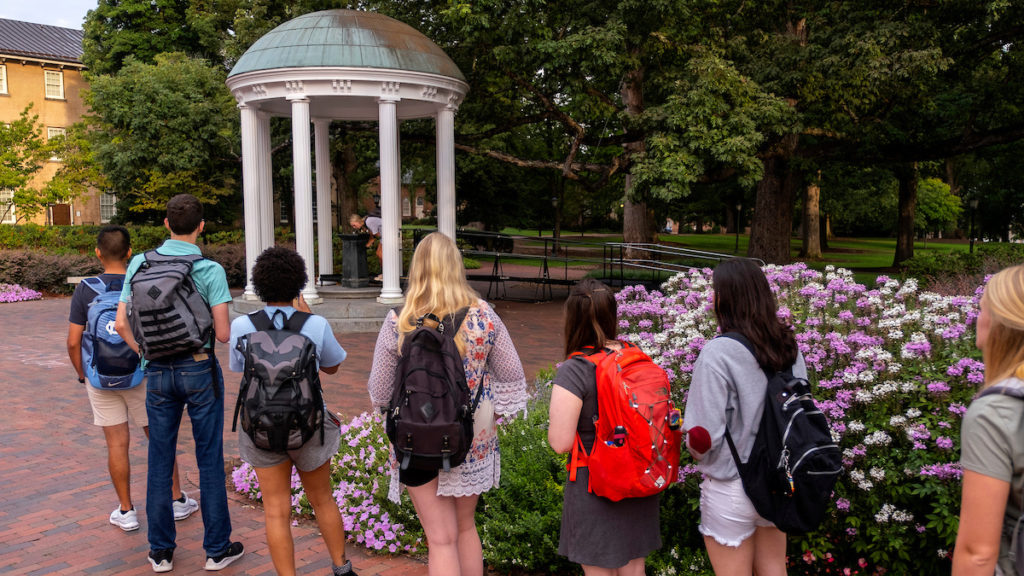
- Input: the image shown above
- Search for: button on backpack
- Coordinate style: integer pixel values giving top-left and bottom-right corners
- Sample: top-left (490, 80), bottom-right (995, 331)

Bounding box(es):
top-left (126, 251), bottom-right (213, 361)
top-left (720, 332), bottom-right (844, 534)
top-left (233, 310), bottom-right (325, 452)
top-left (386, 308), bottom-right (478, 472)
top-left (81, 277), bottom-right (144, 389)
top-left (568, 342), bottom-right (683, 501)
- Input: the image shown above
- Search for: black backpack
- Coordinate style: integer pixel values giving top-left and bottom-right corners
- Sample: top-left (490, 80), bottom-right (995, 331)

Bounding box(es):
top-left (127, 251), bottom-right (214, 361)
top-left (386, 308), bottom-right (480, 472)
top-left (719, 332), bottom-right (844, 534)
top-left (232, 310), bottom-right (325, 452)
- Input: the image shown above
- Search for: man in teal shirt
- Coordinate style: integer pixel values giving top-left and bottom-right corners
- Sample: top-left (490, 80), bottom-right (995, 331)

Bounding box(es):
top-left (115, 194), bottom-right (243, 573)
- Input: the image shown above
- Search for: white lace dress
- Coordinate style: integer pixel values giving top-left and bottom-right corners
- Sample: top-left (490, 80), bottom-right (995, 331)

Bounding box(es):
top-left (368, 299), bottom-right (529, 502)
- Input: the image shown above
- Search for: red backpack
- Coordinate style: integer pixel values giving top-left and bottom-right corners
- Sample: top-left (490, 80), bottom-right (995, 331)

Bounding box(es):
top-left (568, 342), bottom-right (683, 501)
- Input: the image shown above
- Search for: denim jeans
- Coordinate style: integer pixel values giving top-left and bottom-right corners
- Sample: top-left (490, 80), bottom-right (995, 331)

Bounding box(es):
top-left (145, 356), bottom-right (232, 556)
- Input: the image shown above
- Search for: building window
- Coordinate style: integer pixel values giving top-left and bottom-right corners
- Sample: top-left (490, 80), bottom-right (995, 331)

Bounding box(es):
top-left (44, 70), bottom-right (64, 99)
top-left (0, 65), bottom-right (7, 95)
top-left (47, 127), bottom-right (66, 140)
top-left (0, 190), bottom-right (15, 224)
top-left (100, 193), bottom-right (117, 223)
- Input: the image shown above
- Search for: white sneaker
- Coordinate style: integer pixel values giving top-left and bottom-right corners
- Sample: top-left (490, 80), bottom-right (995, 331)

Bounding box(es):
top-left (109, 507), bottom-right (140, 531)
top-left (172, 491), bottom-right (199, 521)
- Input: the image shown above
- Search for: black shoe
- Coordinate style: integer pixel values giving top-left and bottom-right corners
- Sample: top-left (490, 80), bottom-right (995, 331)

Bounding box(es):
top-left (204, 541), bottom-right (243, 571)
top-left (332, 559), bottom-right (358, 576)
top-left (148, 549), bottom-right (174, 573)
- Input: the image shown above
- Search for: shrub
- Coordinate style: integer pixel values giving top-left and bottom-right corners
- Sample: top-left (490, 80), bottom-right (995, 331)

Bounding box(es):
top-left (616, 265), bottom-right (977, 574)
top-left (477, 379), bottom-right (575, 574)
top-left (202, 243), bottom-right (246, 288)
top-left (0, 250), bottom-right (101, 294)
top-left (902, 242), bottom-right (1024, 294)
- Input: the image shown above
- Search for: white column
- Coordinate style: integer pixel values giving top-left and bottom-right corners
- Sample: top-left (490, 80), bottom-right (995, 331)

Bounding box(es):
top-left (256, 111), bottom-right (274, 255)
top-left (436, 103), bottom-right (457, 240)
top-left (288, 94), bottom-right (320, 302)
top-left (239, 103), bottom-right (260, 300)
top-left (313, 118), bottom-right (334, 279)
top-left (377, 97), bottom-right (403, 302)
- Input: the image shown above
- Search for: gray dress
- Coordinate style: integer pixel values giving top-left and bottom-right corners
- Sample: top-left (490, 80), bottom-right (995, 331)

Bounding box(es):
top-left (553, 353), bottom-right (662, 569)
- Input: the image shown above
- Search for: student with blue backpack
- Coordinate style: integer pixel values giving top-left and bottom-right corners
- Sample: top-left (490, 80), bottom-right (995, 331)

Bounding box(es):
top-left (228, 246), bottom-right (358, 576)
top-left (66, 225), bottom-right (198, 533)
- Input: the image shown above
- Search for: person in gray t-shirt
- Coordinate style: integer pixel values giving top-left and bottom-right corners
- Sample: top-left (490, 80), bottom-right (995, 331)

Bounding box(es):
top-left (683, 258), bottom-right (801, 576)
top-left (953, 264), bottom-right (1024, 576)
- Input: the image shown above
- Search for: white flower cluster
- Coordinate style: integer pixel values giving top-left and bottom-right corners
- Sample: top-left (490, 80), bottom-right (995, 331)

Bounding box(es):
top-left (847, 420), bottom-right (866, 433)
top-left (869, 467), bottom-right (886, 481)
top-left (875, 503), bottom-right (914, 523)
top-left (889, 415), bottom-right (908, 428)
top-left (863, 430), bottom-right (892, 446)
top-left (849, 469), bottom-right (874, 491)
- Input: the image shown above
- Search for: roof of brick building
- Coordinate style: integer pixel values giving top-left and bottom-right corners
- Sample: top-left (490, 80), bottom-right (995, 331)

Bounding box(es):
top-left (0, 18), bottom-right (84, 65)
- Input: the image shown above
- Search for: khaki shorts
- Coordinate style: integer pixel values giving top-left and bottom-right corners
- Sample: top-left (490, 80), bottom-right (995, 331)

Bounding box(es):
top-left (84, 382), bottom-right (148, 427)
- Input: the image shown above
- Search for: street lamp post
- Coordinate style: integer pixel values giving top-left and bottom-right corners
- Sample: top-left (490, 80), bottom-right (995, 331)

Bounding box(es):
top-left (969, 198), bottom-right (979, 253)
top-left (735, 203), bottom-right (742, 253)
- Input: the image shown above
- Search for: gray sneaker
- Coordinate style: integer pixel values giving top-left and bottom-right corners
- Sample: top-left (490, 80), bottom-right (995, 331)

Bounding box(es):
top-left (109, 507), bottom-right (140, 532)
top-left (172, 491), bottom-right (199, 521)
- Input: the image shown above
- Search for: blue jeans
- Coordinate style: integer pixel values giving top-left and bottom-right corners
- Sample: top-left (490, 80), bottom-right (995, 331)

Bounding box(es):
top-left (145, 356), bottom-right (232, 556)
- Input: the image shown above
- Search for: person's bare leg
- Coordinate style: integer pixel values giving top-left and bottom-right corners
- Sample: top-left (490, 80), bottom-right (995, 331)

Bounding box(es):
top-left (616, 557), bottom-right (646, 576)
top-left (751, 526), bottom-right (787, 576)
top-left (407, 479), bottom-right (459, 576)
top-left (704, 534), bottom-right (755, 576)
top-left (297, 461), bottom-right (349, 567)
top-left (254, 461), bottom-right (298, 576)
top-left (103, 423), bottom-right (132, 510)
top-left (454, 494), bottom-right (482, 576)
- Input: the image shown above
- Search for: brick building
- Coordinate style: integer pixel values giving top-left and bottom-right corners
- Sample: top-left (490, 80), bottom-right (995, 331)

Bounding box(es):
top-left (0, 18), bottom-right (108, 225)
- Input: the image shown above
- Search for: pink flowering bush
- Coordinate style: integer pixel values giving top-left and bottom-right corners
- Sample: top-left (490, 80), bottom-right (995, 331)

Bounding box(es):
top-left (617, 264), bottom-right (980, 574)
top-left (0, 283), bottom-right (43, 302)
top-left (232, 411), bottom-right (423, 555)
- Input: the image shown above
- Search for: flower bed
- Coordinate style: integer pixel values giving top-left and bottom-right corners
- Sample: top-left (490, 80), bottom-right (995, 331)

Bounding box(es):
top-left (616, 264), bottom-right (979, 574)
top-left (0, 283), bottom-right (43, 303)
top-left (232, 263), bottom-right (979, 574)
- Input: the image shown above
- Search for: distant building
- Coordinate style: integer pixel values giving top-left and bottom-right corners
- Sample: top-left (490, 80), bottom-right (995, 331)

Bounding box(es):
top-left (0, 18), bottom-right (109, 225)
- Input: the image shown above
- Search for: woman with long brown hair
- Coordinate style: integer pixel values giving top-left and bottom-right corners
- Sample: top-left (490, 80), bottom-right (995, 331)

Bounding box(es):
top-left (683, 258), bottom-right (806, 575)
top-left (953, 265), bottom-right (1024, 575)
top-left (547, 278), bottom-right (662, 576)
top-left (367, 232), bottom-right (528, 576)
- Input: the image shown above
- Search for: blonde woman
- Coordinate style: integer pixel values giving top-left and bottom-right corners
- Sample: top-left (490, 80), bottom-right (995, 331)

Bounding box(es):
top-left (954, 265), bottom-right (1024, 575)
top-left (367, 232), bottom-right (528, 576)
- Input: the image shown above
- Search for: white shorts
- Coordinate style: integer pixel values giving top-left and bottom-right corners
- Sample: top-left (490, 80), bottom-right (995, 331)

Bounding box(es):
top-left (699, 476), bottom-right (776, 547)
top-left (84, 382), bottom-right (148, 427)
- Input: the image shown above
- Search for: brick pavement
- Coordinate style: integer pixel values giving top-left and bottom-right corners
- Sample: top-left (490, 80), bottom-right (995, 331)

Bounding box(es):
top-left (0, 280), bottom-right (568, 575)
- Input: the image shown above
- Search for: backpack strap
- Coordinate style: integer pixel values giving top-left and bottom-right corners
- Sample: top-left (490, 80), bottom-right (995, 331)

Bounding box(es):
top-left (82, 277), bottom-right (106, 296)
top-left (976, 385), bottom-right (1024, 401)
top-left (717, 331), bottom-right (787, 468)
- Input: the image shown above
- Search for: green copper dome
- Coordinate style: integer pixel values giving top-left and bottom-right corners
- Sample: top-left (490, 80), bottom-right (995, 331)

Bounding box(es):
top-left (229, 9), bottom-right (465, 81)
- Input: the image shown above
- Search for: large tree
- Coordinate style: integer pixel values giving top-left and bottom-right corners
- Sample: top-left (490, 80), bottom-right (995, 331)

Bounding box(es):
top-left (86, 53), bottom-right (240, 220)
top-left (0, 106), bottom-right (67, 223)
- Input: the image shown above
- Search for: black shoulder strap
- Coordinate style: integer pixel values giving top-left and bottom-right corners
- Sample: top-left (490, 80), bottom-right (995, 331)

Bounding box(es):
top-left (249, 310), bottom-right (275, 331)
top-left (283, 311), bottom-right (311, 332)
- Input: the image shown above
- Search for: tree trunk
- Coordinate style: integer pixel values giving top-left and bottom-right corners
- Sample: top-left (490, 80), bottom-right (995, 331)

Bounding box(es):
top-left (620, 63), bottom-right (652, 256)
top-left (552, 176), bottom-right (563, 254)
top-left (821, 213), bottom-right (831, 250)
top-left (333, 138), bottom-right (358, 231)
top-left (749, 137), bottom-right (799, 264)
top-left (892, 162), bottom-right (918, 266)
top-left (801, 173), bottom-right (822, 259)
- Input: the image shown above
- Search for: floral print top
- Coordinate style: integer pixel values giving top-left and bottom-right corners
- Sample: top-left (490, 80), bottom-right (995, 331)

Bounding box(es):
top-left (368, 299), bottom-right (528, 501)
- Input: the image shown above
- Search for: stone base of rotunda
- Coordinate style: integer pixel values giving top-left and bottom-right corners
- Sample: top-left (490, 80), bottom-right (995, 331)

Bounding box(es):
top-left (231, 284), bottom-right (397, 334)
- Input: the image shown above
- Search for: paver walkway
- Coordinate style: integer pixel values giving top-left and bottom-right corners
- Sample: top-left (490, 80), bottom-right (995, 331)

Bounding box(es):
top-left (0, 275), bottom-right (571, 575)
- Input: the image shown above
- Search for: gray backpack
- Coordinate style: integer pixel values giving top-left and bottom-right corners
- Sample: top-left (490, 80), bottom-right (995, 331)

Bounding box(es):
top-left (127, 251), bottom-right (214, 361)
top-left (232, 310), bottom-right (325, 452)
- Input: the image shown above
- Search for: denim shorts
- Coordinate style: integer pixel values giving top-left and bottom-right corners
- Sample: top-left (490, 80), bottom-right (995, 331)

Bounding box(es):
top-left (698, 476), bottom-right (776, 547)
top-left (238, 410), bottom-right (342, 472)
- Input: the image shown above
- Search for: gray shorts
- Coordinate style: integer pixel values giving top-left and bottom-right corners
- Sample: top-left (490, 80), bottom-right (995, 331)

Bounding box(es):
top-left (238, 411), bottom-right (342, 471)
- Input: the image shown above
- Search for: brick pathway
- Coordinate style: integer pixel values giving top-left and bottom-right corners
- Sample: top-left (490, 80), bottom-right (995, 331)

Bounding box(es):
top-left (0, 280), bottom-right (568, 575)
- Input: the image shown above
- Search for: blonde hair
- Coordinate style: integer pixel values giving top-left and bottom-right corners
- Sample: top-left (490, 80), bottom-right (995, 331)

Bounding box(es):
top-left (980, 264), bottom-right (1024, 386)
top-left (396, 232), bottom-right (479, 356)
